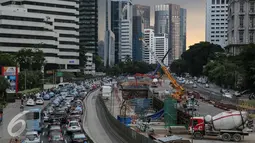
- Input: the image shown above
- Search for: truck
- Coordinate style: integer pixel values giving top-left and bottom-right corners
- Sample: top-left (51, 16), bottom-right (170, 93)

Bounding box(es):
top-left (189, 110), bottom-right (253, 142)
top-left (101, 85), bottom-right (112, 100)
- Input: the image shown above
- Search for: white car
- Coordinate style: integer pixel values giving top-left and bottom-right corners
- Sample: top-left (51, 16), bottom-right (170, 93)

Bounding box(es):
top-left (35, 97), bottom-right (44, 105)
top-left (205, 84), bottom-right (209, 88)
top-left (223, 92), bottom-right (233, 98)
top-left (192, 84), bottom-right (197, 88)
top-left (26, 99), bottom-right (35, 106)
top-left (24, 131), bottom-right (40, 143)
top-left (66, 120), bottom-right (82, 133)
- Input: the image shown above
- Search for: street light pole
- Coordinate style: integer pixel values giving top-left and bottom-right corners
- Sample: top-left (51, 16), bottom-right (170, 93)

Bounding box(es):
top-left (191, 95), bottom-right (194, 143)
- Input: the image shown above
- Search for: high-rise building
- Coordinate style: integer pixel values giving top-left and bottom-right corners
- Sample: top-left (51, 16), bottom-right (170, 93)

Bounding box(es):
top-left (180, 8), bottom-right (187, 53)
top-left (154, 5), bottom-right (169, 34)
top-left (111, 0), bottom-right (132, 63)
top-left (154, 4), bottom-right (184, 64)
top-left (155, 34), bottom-right (169, 66)
top-left (79, 0), bottom-right (98, 54)
top-left (0, 0), bottom-right (79, 72)
top-left (206, 0), bottom-right (228, 48)
top-left (104, 0), bottom-right (115, 66)
top-left (143, 29), bottom-right (155, 64)
top-left (98, 41), bottom-right (104, 59)
top-left (132, 4), bottom-right (149, 61)
top-left (227, 0), bottom-right (255, 55)
top-left (133, 5), bottom-right (150, 29)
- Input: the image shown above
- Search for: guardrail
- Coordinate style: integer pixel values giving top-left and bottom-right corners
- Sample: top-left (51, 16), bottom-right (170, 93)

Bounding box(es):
top-left (96, 96), bottom-right (158, 143)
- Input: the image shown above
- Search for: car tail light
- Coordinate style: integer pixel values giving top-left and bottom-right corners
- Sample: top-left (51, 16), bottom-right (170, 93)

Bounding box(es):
top-left (48, 137), bottom-right (51, 141)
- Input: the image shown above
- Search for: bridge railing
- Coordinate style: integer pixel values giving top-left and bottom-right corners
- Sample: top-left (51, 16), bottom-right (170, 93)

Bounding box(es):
top-left (96, 96), bottom-right (158, 143)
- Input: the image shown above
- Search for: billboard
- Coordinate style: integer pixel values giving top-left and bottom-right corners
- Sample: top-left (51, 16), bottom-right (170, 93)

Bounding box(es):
top-left (2, 67), bottom-right (19, 93)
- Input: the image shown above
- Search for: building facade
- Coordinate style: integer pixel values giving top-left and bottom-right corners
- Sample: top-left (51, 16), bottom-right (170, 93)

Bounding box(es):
top-left (98, 40), bottom-right (104, 59)
top-left (154, 4), bottom-right (184, 65)
top-left (111, 0), bottom-right (132, 63)
top-left (227, 0), bottom-right (255, 55)
top-left (180, 8), bottom-right (187, 52)
top-left (79, 0), bottom-right (98, 54)
top-left (132, 4), bottom-right (149, 61)
top-left (155, 34), bottom-right (169, 66)
top-left (84, 53), bottom-right (95, 74)
top-left (143, 29), bottom-right (155, 64)
top-left (0, 0), bottom-right (80, 72)
top-left (154, 5), bottom-right (169, 34)
top-left (206, 0), bottom-right (228, 48)
top-left (104, 0), bottom-right (115, 67)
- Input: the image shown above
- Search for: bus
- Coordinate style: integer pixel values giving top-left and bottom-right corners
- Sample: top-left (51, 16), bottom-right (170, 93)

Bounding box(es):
top-left (25, 108), bottom-right (42, 133)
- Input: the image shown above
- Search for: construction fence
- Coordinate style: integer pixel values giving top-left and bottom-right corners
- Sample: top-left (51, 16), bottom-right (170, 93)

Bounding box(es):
top-left (96, 96), bottom-right (158, 143)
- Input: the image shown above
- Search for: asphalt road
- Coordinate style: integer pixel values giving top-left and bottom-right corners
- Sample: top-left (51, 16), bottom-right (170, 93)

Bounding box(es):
top-left (83, 89), bottom-right (123, 143)
top-left (0, 100), bottom-right (50, 143)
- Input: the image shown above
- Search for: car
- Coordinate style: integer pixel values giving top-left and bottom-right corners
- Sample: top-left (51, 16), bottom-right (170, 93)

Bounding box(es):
top-left (66, 120), bottom-right (82, 133)
top-left (49, 117), bottom-right (61, 125)
top-left (223, 92), bottom-right (233, 98)
top-left (71, 132), bottom-right (87, 143)
top-left (48, 131), bottom-right (64, 143)
top-left (26, 98), bottom-right (35, 106)
top-left (49, 125), bottom-right (62, 133)
top-left (43, 94), bottom-right (50, 100)
top-left (23, 131), bottom-right (40, 143)
top-left (192, 84), bottom-right (197, 88)
top-left (42, 112), bottom-right (50, 122)
top-left (205, 84), bottom-right (209, 88)
top-left (68, 111), bottom-right (82, 121)
top-left (35, 97), bottom-right (44, 105)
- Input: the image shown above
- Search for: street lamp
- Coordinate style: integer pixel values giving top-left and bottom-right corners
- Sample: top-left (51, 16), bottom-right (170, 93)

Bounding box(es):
top-left (191, 95), bottom-right (195, 143)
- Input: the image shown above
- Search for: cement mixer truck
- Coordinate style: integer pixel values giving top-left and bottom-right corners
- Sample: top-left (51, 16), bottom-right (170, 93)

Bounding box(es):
top-left (189, 110), bottom-right (253, 142)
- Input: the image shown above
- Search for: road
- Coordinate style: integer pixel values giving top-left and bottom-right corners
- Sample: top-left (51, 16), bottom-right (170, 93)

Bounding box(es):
top-left (0, 100), bottom-right (50, 143)
top-left (83, 89), bottom-right (123, 143)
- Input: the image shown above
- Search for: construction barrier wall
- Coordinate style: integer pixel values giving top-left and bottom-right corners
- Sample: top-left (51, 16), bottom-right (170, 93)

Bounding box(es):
top-left (96, 96), bottom-right (158, 143)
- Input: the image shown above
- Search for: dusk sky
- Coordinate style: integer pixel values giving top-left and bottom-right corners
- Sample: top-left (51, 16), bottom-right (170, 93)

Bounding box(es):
top-left (98, 0), bottom-right (206, 48)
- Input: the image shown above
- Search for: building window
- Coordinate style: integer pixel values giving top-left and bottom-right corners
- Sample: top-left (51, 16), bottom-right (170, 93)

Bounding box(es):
top-left (251, 2), bottom-right (255, 12)
top-left (212, 0), bottom-right (215, 4)
top-left (239, 31), bottom-right (244, 43)
top-left (240, 16), bottom-right (244, 27)
top-left (217, 0), bottom-right (220, 4)
top-left (249, 31), bottom-right (254, 43)
top-left (221, 0), bottom-right (225, 4)
top-left (240, 2), bottom-right (244, 12)
top-left (250, 16), bottom-right (254, 27)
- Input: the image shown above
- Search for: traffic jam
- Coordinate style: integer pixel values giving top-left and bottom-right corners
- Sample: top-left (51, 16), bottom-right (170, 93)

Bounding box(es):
top-left (21, 80), bottom-right (100, 143)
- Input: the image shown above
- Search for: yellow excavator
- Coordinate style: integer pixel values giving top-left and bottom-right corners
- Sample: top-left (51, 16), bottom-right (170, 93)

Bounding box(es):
top-left (140, 38), bottom-right (185, 102)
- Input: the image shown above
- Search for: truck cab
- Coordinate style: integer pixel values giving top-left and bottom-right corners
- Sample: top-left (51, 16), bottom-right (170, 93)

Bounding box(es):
top-left (189, 117), bottom-right (205, 135)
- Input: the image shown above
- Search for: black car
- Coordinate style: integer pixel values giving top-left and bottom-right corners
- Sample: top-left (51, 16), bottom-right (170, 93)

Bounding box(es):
top-left (71, 132), bottom-right (87, 143)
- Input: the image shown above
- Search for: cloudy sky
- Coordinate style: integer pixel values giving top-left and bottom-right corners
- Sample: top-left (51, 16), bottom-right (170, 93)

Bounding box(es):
top-left (98, 0), bottom-right (206, 48)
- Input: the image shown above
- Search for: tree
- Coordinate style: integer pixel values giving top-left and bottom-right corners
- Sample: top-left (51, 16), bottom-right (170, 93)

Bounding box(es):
top-left (93, 55), bottom-right (104, 72)
top-left (0, 52), bottom-right (16, 67)
top-left (0, 76), bottom-right (10, 99)
top-left (15, 48), bottom-right (45, 71)
top-left (170, 59), bottom-right (187, 76)
top-left (181, 42), bottom-right (224, 76)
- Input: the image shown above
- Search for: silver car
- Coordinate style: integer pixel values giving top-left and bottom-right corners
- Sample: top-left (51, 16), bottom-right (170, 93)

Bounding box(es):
top-left (24, 131), bottom-right (40, 143)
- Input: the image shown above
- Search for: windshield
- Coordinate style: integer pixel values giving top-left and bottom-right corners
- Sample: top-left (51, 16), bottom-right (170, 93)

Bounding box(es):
top-left (26, 134), bottom-right (38, 140)
top-left (26, 112), bottom-right (40, 120)
top-left (52, 134), bottom-right (62, 140)
top-left (74, 134), bottom-right (86, 139)
top-left (70, 122), bottom-right (79, 126)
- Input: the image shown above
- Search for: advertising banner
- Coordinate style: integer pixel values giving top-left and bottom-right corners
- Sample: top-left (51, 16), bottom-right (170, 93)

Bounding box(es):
top-left (1, 66), bottom-right (19, 93)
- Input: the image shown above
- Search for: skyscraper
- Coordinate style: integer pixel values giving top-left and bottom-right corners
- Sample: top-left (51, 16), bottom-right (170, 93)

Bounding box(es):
top-left (0, 0), bottom-right (79, 71)
top-left (206, 0), bottom-right (228, 48)
top-left (155, 33), bottom-right (169, 66)
top-left (132, 4), bottom-right (149, 61)
top-left (154, 4), bottom-right (184, 64)
top-left (104, 0), bottom-right (115, 66)
top-left (180, 8), bottom-right (187, 53)
top-left (143, 29), bottom-right (155, 64)
top-left (111, 0), bottom-right (132, 63)
top-left (79, 0), bottom-right (98, 55)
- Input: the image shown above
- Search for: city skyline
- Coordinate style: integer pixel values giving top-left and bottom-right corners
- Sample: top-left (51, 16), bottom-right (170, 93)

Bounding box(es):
top-left (98, 0), bottom-right (205, 48)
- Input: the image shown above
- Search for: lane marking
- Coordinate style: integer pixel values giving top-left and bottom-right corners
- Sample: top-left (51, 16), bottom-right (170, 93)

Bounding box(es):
top-left (41, 141), bottom-right (43, 143)
top-left (42, 132), bottom-right (45, 136)
top-left (65, 139), bottom-right (67, 143)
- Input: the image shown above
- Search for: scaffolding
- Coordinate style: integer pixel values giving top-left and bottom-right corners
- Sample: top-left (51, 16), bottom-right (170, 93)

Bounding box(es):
top-left (164, 97), bottom-right (177, 127)
top-left (128, 98), bottom-right (152, 120)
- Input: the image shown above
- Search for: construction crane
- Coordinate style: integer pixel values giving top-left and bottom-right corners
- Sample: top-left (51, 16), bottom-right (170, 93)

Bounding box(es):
top-left (139, 38), bottom-right (185, 101)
